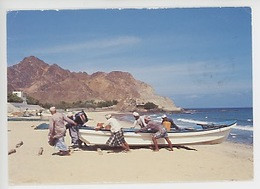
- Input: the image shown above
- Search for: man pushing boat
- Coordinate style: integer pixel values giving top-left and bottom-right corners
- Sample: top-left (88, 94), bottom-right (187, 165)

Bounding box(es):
top-left (132, 112), bottom-right (147, 129)
top-left (95, 114), bottom-right (130, 152)
top-left (135, 115), bottom-right (173, 152)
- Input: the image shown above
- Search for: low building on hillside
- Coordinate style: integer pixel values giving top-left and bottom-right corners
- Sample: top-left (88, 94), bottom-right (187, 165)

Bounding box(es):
top-left (12, 91), bottom-right (27, 104)
top-left (12, 91), bottom-right (23, 98)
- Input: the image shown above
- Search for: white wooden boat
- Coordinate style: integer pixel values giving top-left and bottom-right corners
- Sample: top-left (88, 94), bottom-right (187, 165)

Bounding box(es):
top-left (79, 121), bottom-right (236, 146)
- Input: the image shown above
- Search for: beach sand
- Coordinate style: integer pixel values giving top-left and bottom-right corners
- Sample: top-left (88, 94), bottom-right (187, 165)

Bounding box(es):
top-left (7, 111), bottom-right (253, 185)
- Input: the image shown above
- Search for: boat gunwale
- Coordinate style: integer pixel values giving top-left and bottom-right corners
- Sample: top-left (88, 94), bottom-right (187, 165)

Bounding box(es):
top-left (79, 121), bottom-right (236, 134)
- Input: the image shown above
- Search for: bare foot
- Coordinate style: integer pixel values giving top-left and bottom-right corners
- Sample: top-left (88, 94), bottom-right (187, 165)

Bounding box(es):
top-left (122, 150), bottom-right (131, 153)
top-left (58, 151), bottom-right (71, 156)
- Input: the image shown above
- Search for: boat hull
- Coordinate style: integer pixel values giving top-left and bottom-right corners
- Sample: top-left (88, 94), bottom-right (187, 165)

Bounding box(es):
top-left (79, 123), bottom-right (236, 146)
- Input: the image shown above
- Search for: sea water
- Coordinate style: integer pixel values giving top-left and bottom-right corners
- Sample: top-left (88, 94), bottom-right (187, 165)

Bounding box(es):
top-left (121, 108), bottom-right (253, 145)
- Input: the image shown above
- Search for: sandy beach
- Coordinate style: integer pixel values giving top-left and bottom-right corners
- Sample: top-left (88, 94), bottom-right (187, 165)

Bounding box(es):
top-left (7, 111), bottom-right (253, 185)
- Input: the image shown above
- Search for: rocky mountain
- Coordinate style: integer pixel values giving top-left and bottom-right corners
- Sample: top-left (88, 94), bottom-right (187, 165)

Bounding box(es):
top-left (7, 56), bottom-right (181, 111)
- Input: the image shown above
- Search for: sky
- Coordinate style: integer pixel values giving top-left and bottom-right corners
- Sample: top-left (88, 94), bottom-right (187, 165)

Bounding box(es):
top-left (7, 8), bottom-right (252, 108)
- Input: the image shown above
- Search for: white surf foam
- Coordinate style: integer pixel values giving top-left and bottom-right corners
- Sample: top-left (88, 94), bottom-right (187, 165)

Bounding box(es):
top-left (233, 125), bottom-right (253, 131)
top-left (177, 118), bottom-right (208, 125)
top-left (177, 118), bottom-right (253, 132)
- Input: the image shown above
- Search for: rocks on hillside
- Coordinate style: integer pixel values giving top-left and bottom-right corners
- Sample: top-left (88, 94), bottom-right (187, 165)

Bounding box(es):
top-left (8, 56), bottom-right (181, 111)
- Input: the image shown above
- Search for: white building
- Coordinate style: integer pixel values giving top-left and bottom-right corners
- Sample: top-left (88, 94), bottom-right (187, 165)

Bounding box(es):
top-left (12, 91), bottom-right (27, 104)
top-left (12, 91), bottom-right (23, 98)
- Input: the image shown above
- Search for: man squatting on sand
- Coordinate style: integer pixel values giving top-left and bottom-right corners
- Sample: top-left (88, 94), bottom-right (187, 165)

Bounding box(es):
top-left (135, 115), bottom-right (173, 151)
top-left (96, 114), bottom-right (130, 152)
top-left (49, 107), bottom-right (77, 156)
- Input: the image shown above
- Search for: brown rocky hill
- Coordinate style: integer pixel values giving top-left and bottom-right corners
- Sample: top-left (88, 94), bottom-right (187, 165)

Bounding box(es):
top-left (7, 56), bottom-right (181, 111)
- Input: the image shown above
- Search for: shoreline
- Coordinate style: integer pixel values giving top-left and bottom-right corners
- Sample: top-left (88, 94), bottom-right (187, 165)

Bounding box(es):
top-left (114, 113), bottom-right (254, 147)
top-left (7, 110), bottom-right (254, 185)
top-left (8, 110), bottom-right (253, 147)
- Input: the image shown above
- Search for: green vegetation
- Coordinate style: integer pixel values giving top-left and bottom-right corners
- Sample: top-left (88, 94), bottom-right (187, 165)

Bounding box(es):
top-left (52, 100), bottom-right (118, 110)
top-left (40, 102), bottom-right (53, 109)
top-left (26, 96), bottom-right (40, 105)
top-left (85, 100), bottom-right (97, 109)
top-left (7, 93), bottom-right (23, 103)
top-left (143, 102), bottom-right (158, 110)
top-left (96, 100), bottom-right (118, 108)
top-left (56, 101), bottom-right (71, 109)
top-left (8, 91), bottom-right (119, 110)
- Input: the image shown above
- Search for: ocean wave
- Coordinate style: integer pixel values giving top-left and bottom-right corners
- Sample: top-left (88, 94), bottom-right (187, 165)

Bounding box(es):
top-left (233, 125), bottom-right (253, 131)
top-left (177, 118), bottom-right (253, 132)
top-left (177, 118), bottom-right (208, 125)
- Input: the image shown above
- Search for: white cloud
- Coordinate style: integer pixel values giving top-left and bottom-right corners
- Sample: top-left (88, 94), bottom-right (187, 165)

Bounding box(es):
top-left (120, 61), bottom-right (251, 96)
top-left (129, 61), bottom-right (235, 77)
top-left (154, 79), bottom-right (252, 96)
top-left (185, 94), bottom-right (200, 99)
top-left (49, 54), bottom-right (251, 99)
top-left (32, 36), bottom-right (141, 54)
